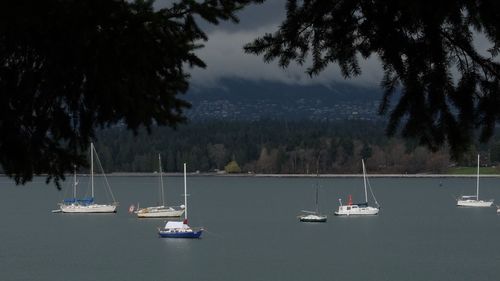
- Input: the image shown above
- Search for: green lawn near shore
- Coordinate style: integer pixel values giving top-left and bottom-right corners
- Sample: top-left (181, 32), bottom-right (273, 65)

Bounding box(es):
top-left (448, 166), bottom-right (499, 175)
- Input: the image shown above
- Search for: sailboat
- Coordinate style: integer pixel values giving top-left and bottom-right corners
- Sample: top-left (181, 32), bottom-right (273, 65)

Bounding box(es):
top-left (158, 163), bottom-right (203, 238)
top-left (58, 143), bottom-right (118, 213)
top-left (457, 154), bottom-right (494, 207)
top-left (298, 186), bottom-right (327, 222)
top-left (136, 154), bottom-right (185, 218)
top-left (52, 165), bottom-right (79, 213)
top-left (335, 159), bottom-right (380, 216)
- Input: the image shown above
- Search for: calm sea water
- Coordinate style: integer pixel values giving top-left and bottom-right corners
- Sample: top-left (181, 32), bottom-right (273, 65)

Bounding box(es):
top-left (1, 175), bottom-right (500, 281)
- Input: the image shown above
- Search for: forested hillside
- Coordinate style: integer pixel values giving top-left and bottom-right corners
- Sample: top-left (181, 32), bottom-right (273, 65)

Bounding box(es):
top-left (91, 120), bottom-right (500, 174)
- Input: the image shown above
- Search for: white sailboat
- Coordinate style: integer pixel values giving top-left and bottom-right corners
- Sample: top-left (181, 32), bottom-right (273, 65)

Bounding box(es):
top-left (58, 143), bottom-right (118, 213)
top-left (136, 154), bottom-right (185, 218)
top-left (335, 159), bottom-right (380, 216)
top-left (298, 186), bottom-right (327, 222)
top-left (457, 154), bottom-right (494, 207)
top-left (158, 163), bottom-right (203, 238)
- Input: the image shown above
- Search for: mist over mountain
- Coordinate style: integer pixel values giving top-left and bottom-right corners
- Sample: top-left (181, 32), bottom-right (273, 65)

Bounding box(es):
top-left (186, 79), bottom-right (386, 121)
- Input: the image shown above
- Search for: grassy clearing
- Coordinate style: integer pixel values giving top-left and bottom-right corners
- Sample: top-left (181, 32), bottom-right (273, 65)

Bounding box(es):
top-left (448, 166), bottom-right (499, 175)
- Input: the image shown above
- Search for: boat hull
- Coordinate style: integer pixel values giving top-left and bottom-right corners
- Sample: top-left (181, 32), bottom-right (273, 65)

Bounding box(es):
top-left (457, 200), bottom-right (493, 207)
top-left (158, 230), bottom-right (203, 238)
top-left (137, 208), bottom-right (184, 218)
top-left (334, 205), bottom-right (379, 216)
top-left (60, 204), bottom-right (117, 213)
top-left (299, 217), bottom-right (327, 222)
top-left (299, 214), bottom-right (327, 222)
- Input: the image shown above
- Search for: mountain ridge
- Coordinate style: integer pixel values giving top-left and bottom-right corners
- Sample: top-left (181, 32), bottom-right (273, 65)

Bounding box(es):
top-left (186, 79), bottom-right (385, 121)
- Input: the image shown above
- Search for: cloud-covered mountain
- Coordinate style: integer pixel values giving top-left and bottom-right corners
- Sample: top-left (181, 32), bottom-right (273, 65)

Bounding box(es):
top-left (186, 78), bottom-right (386, 121)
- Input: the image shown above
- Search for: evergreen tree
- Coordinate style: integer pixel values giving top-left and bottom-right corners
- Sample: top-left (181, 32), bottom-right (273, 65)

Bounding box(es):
top-left (0, 0), bottom-right (263, 186)
top-left (245, 0), bottom-right (500, 159)
top-left (360, 143), bottom-right (373, 160)
top-left (490, 141), bottom-right (500, 163)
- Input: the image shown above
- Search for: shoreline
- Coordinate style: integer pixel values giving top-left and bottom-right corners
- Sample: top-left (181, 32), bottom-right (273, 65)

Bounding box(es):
top-left (0, 172), bottom-right (500, 178)
top-left (9, 172), bottom-right (496, 178)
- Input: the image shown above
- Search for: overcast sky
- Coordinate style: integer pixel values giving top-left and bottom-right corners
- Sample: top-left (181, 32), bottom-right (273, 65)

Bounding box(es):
top-left (155, 1), bottom-right (493, 90)
top-left (154, 0), bottom-right (383, 89)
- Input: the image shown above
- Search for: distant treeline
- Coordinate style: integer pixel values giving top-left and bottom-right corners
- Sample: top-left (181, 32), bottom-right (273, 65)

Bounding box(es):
top-left (92, 120), bottom-right (500, 174)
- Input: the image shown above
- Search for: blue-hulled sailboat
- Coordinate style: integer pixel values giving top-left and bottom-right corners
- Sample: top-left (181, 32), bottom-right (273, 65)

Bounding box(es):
top-left (158, 163), bottom-right (203, 238)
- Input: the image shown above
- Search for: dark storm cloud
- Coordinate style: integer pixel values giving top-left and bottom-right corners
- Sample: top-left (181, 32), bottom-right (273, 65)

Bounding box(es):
top-left (156, 0), bottom-right (383, 87)
top-left (152, 1), bottom-right (494, 89)
top-left (150, 1), bottom-right (381, 87)
top-left (153, 0), bottom-right (286, 31)
top-left (205, 0), bottom-right (287, 32)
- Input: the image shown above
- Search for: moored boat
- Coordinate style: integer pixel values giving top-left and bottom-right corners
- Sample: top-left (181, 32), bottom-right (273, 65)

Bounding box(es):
top-left (298, 186), bottom-right (327, 222)
top-left (158, 163), bottom-right (203, 238)
top-left (456, 154), bottom-right (494, 207)
top-left (299, 213), bottom-right (327, 222)
top-left (335, 159), bottom-right (380, 216)
top-left (136, 154), bottom-right (185, 218)
top-left (158, 220), bottom-right (203, 238)
top-left (58, 143), bottom-right (118, 213)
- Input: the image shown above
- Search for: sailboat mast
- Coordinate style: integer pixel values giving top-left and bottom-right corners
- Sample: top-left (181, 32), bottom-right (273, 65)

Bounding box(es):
top-left (73, 165), bottom-right (77, 198)
top-left (159, 154), bottom-right (165, 206)
top-left (315, 186), bottom-right (319, 213)
top-left (91, 142), bottom-right (94, 198)
top-left (362, 159), bottom-right (368, 202)
top-left (477, 154), bottom-right (480, 199)
top-left (184, 163), bottom-right (187, 220)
